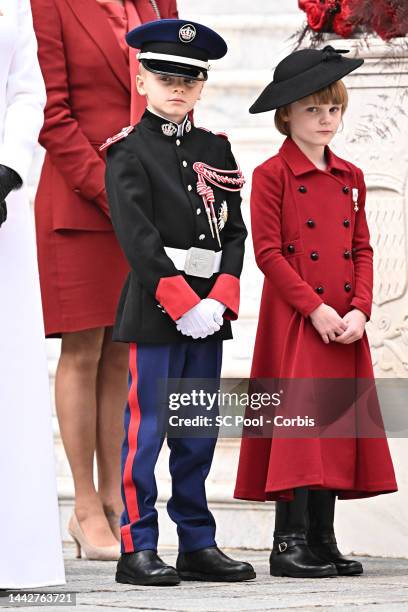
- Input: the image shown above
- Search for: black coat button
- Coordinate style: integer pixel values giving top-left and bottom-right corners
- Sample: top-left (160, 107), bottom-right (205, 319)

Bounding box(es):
top-left (298, 186), bottom-right (307, 193)
top-left (344, 250), bottom-right (351, 259)
top-left (315, 286), bottom-right (324, 295)
top-left (343, 186), bottom-right (350, 194)
top-left (343, 219), bottom-right (350, 228)
top-left (306, 218), bottom-right (315, 228)
top-left (344, 282), bottom-right (352, 292)
top-left (287, 244), bottom-right (295, 254)
top-left (310, 251), bottom-right (319, 261)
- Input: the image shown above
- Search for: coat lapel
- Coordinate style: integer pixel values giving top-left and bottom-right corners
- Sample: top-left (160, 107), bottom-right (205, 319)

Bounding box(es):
top-left (65, 0), bottom-right (130, 93)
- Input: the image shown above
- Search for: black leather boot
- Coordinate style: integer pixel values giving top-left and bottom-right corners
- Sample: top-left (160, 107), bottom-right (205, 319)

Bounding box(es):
top-left (116, 550), bottom-right (180, 585)
top-left (177, 546), bottom-right (256, 582)
top-left (307, 490), bottom-right (363, 576)
top-left (270, 487), bottom-right (337, 578)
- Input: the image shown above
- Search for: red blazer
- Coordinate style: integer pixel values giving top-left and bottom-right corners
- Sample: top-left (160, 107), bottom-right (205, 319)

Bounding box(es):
top-left (31, 0), bottom-right (178, 231)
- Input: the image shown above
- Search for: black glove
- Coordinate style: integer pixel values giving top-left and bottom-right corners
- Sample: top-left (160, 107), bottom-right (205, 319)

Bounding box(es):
top-left (0, 200), bottom-right (7, 227)
top-left (0, 164), bottom-right (22, 202)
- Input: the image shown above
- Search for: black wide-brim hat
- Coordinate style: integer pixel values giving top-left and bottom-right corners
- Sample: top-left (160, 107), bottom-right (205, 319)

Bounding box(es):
top-left (250, 46), bottom-right (364, 113)
top-left (126, 19), bottom-right (228, 81)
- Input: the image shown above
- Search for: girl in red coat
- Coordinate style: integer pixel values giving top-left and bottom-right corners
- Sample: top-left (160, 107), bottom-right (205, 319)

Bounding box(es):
top-left (234, 46), bottom-right (397, 578)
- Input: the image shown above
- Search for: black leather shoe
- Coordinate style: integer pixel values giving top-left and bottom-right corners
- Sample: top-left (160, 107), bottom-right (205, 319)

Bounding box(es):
top-left (177, 546), bottom-right (256, 582)
top-left (116, 550), bottom-right (180, 586)
top-left (309, 534), bottom-right (363, 576)
top-left (270, 534), bottom-right (338, 578)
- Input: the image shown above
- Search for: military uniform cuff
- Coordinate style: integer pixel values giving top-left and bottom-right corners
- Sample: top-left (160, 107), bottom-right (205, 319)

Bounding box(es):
top-left (155, 275), bottom-right (201, 321)
top-left (207, 273), bottom-right (240, 321)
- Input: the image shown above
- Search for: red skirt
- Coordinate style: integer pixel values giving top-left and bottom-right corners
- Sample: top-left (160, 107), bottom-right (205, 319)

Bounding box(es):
top-left (36, 225), bottom-right (129, 337)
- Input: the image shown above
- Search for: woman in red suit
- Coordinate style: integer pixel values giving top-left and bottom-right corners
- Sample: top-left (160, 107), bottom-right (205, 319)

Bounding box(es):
top-left (31, 0), bottom-right (178, 560)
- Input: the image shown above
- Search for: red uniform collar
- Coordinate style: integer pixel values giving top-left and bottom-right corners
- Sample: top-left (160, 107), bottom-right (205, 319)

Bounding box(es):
top-left (279, 137), bottom-right (351, 176)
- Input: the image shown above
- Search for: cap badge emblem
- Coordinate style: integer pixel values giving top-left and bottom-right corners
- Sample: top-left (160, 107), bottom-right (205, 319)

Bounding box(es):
top-left (179, 24), bottom-right (196, 43)
top-left (162, 122), bottom-right (177, 137)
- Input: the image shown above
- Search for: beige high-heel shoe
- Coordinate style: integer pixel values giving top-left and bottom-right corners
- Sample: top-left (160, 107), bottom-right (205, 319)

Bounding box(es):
top-left (68, 513), bottom-right (120, 561)
top-left (104, 510), bottom-right (121, 543)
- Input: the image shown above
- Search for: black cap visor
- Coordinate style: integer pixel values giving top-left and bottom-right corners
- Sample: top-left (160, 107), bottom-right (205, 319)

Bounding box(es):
top-left (141, 59), bottom-right (208, 81)
top-left (250, 58), bottom-right (363, 113)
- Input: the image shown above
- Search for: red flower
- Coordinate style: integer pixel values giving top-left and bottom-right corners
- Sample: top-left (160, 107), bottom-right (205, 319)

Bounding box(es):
top-left (298, 0), bottom-right (328, 31)
top-left (371, 0), bottom-right (407, 40)
top-left (299, 0), bottom-right (408, 40)
top-left (332, 0), bottom-right (358, 37)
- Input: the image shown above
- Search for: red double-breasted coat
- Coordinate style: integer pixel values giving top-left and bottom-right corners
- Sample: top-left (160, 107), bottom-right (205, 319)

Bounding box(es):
top-left (234, 137), bottom-right (397, 502)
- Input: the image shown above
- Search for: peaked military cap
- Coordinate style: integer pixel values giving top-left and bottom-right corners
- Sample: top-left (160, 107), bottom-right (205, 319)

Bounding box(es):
top-left (126, 19), bottom-right (228, 81)
top-left (250, 45), bottom-right (364, 113)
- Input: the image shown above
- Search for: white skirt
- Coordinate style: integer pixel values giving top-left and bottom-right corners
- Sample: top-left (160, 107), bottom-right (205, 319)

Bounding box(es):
top-left (0, 188), bottom-right (65, 588)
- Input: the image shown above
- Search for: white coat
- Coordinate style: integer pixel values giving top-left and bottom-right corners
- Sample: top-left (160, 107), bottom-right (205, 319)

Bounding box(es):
top-left (0, 0), bottom-right (65, 587)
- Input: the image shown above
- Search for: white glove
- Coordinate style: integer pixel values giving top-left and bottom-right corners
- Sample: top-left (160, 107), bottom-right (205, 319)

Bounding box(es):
top-left (208, 298), bottom-right (227, 325)
top-left (176, 299), bottom-right (226, 339)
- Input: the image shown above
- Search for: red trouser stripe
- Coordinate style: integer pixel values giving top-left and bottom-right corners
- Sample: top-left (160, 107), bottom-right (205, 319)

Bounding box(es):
top-left (121, 343), bottom-right (141, 552)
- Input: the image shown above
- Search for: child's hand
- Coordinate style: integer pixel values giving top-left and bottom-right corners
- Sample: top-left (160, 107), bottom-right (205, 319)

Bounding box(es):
top-left (334, 309), bottom-right (367, 344)
top-left (176, 299), bottom-right (221, 339)
top-left (309, 304), bottom-right (348, 344)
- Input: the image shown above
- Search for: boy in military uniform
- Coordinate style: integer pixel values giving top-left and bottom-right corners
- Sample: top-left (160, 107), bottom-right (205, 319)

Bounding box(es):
top-left (101, 19), bottom-right (254, 586)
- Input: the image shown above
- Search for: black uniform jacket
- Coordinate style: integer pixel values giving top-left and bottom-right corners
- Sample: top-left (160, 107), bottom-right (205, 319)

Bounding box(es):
top-left (104, 109), bottom-right (247, 343)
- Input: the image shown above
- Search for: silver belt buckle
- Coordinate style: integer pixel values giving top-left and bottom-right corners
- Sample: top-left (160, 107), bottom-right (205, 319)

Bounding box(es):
top-left (184, 247), bottom-right (215, 278)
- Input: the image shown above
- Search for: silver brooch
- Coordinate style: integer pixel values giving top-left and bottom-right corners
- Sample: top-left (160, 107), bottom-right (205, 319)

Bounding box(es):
top-left (162, 122), bottom-right (177, 137)
top-left (179, 24), bottom-right (196, 43)
top-left (218, 201), bottom-right (228, 231)
top-left (352, 187), bottom-right (359, 212)
top-left (185, 120), bottom-right (192, 133)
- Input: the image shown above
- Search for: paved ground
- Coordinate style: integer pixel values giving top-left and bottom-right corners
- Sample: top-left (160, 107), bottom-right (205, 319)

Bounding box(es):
top-left (1, 546), bottom-right (408, 611)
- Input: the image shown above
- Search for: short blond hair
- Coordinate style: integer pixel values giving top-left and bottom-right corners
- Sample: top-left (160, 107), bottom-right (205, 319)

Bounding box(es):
top-left (274, 80), bottom-right (348, 136)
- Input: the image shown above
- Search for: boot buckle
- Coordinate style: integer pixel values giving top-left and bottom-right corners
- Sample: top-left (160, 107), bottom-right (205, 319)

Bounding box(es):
top-left (278, 542), bottom-right (288, 553)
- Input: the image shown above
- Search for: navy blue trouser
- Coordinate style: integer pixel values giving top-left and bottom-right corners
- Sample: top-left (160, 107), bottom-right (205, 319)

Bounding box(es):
top-left (120, 340), bottom-right (222, 554)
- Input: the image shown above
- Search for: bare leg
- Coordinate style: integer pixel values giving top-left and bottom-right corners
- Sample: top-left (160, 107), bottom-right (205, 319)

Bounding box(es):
top-left (55, 328), bottom-right (118, 547)
top-left (96, 328), bottom-right (129, 540)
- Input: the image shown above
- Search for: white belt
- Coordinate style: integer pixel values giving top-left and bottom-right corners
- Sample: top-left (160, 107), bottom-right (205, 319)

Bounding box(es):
top-left (164, 246), bottom-right (222, 279)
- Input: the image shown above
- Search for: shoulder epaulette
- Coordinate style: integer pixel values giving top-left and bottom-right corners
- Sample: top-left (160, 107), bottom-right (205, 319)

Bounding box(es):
top-left (197, 127), bottom-right (229, 140)
top-left (99, 125), bottom-right (134, 152)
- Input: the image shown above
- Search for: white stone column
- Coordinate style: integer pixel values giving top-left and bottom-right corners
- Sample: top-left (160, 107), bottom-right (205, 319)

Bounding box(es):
top-left (324, 37), bottom-right (408, 557)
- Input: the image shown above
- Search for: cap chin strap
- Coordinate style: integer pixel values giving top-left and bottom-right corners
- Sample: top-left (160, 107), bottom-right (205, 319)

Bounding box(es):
top-left (137, 51), bottom-right (210, 71)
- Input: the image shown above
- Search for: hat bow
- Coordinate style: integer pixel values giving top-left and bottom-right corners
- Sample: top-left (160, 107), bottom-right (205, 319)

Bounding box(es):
top-left (321, 46), bottom-right (350, 62)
